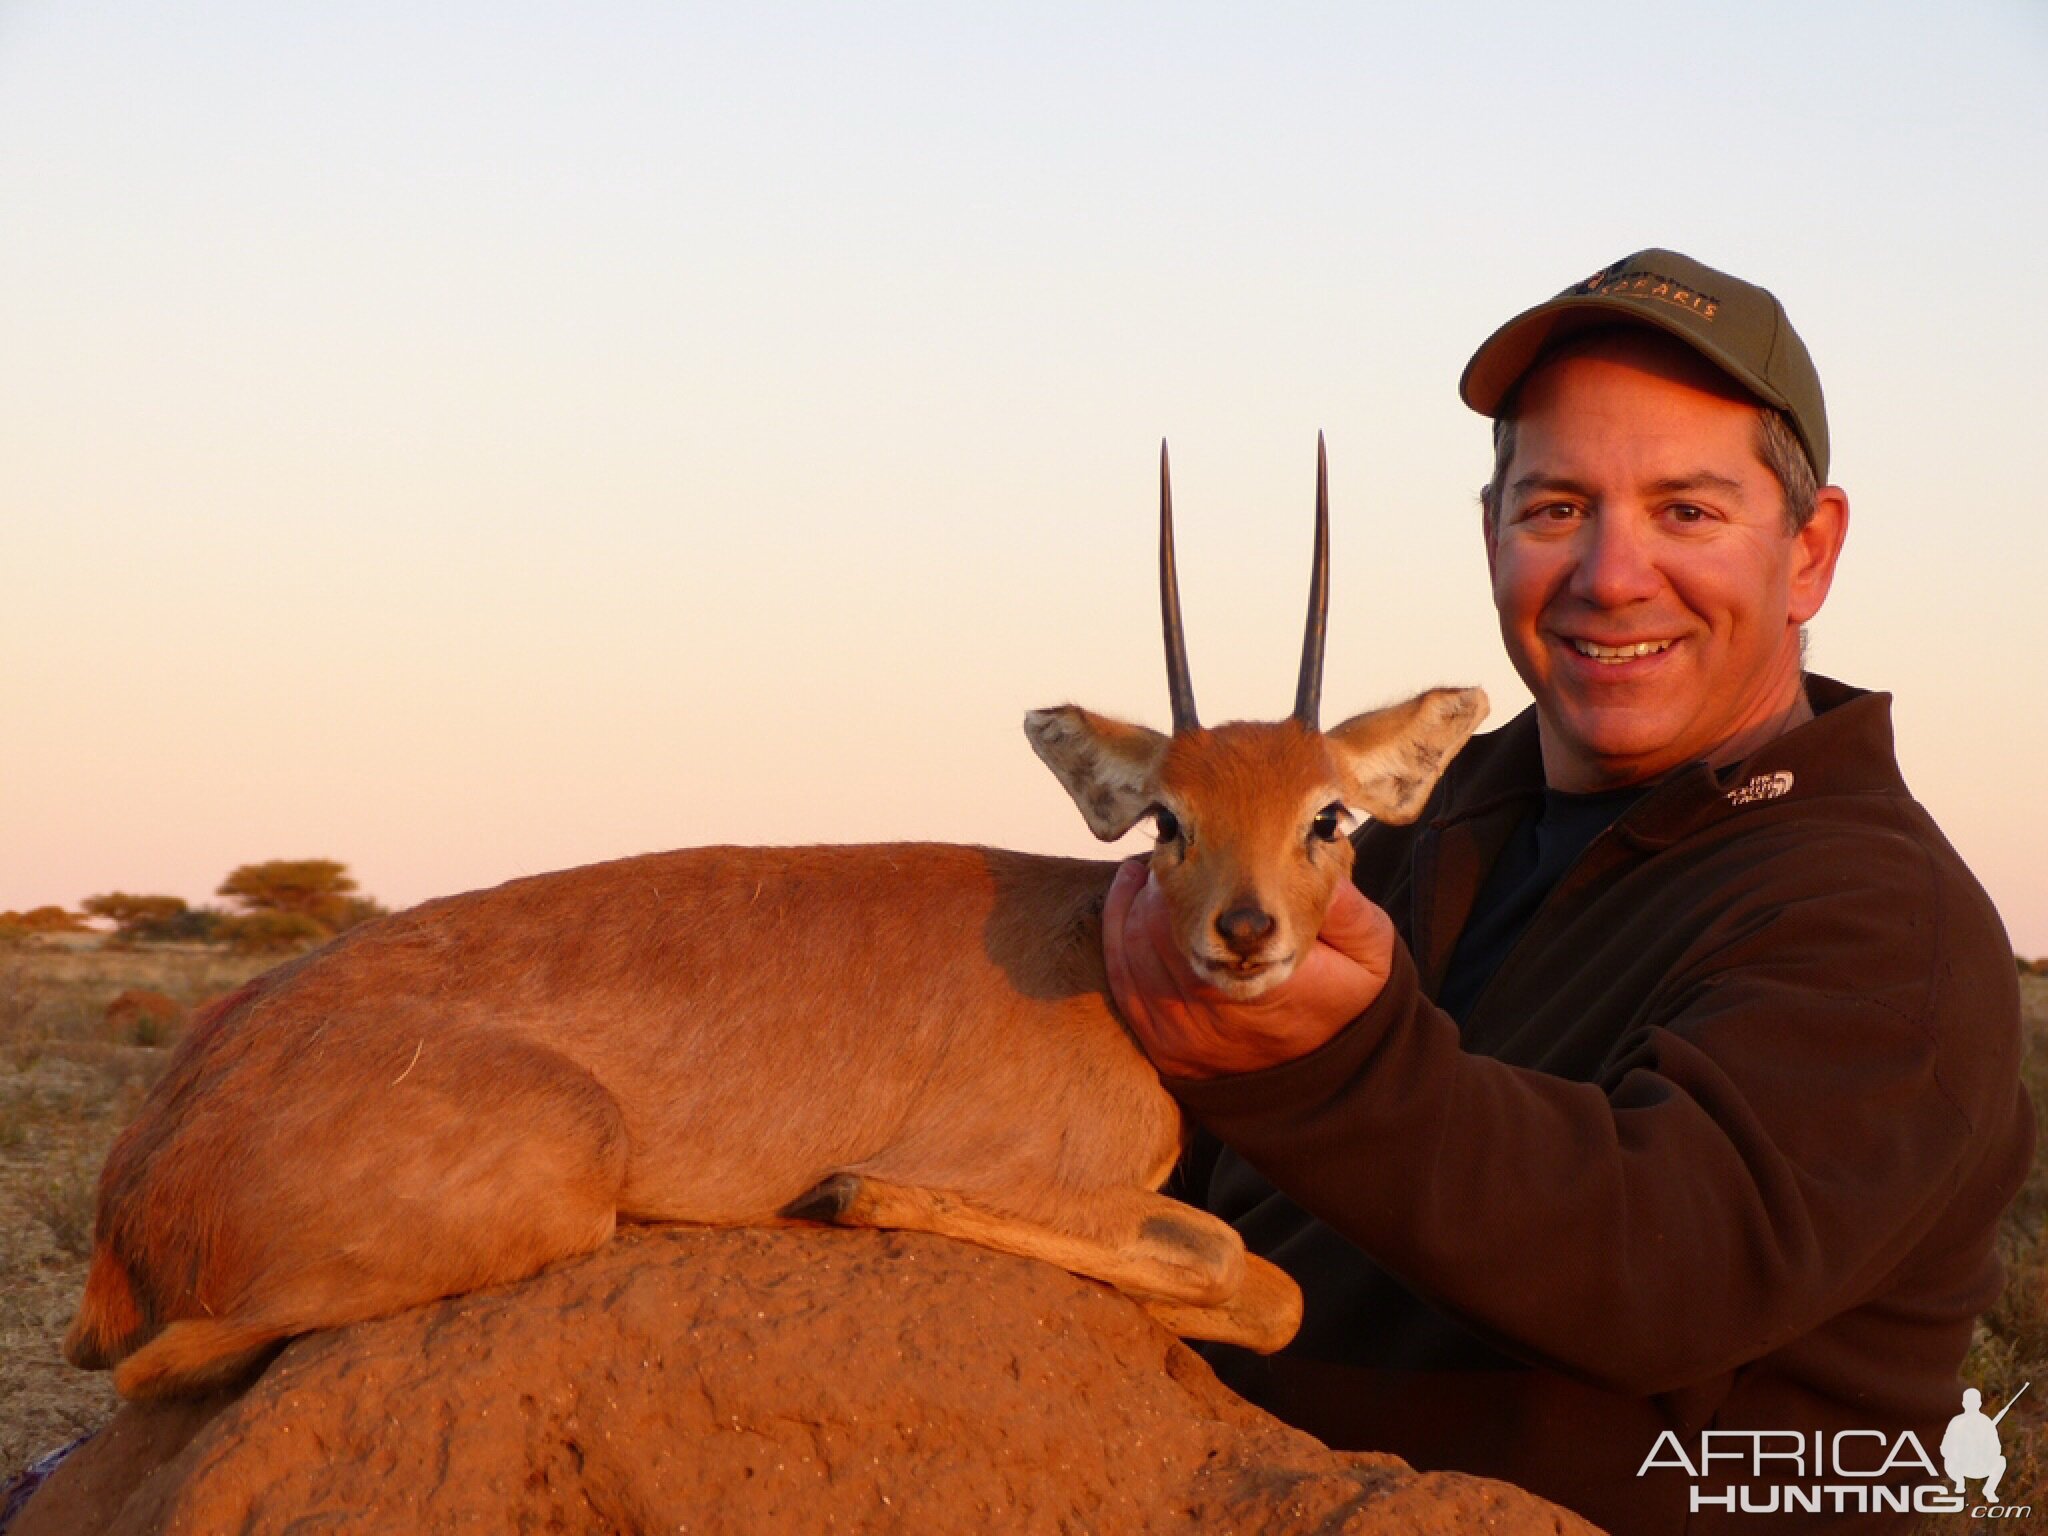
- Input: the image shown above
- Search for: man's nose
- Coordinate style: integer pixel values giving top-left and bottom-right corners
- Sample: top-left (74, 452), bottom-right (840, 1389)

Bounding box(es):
top-left (1567, 511), bottom-right (1661, 607)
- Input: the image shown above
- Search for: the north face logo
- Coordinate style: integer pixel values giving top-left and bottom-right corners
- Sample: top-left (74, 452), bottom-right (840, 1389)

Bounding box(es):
top-left (1727, 770), bottom-right (1795, 806)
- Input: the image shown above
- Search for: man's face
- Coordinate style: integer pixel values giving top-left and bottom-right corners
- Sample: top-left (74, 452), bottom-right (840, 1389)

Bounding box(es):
top-left (1483, 331), bottom-right (1847, 791)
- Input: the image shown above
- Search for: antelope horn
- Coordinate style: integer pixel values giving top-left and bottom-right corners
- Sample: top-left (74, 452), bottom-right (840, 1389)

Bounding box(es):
top-left (1292, 432), bottom-right (1331, 727)
top-left (1160, 440), bottom-right (1199, 732)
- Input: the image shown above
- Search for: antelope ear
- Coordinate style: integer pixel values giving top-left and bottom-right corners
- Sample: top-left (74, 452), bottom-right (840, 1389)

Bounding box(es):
top-left (1326, 687), bottom-right (1489, 825)
top-left (1024, 706), bottom-right (1170, 841)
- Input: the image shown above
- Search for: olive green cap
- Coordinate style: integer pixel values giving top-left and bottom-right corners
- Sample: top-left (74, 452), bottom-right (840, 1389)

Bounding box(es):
top-left (1459, 248), bottom-right (1830, 482)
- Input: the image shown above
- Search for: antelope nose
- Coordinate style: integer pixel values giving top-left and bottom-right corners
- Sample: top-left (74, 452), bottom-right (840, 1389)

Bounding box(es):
top-left (1216, 905), bottom-right (1275, 956)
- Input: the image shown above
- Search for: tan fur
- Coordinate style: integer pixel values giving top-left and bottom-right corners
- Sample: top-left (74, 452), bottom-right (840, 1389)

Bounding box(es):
top-left (1139, 691), bottom-right (1488, 998)
top-left (69, 690), bottom-right (1483, 1401)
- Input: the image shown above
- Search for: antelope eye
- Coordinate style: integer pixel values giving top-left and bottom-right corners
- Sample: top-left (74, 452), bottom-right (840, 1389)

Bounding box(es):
top-left (1152, 807), bottom-right (1182, 842)
top-left (1310, 803), bottom-right (1345, 843)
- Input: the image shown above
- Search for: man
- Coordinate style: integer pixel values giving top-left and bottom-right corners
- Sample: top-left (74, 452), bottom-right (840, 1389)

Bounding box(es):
top-left (1103, 249), bottom-right (2034, 1533)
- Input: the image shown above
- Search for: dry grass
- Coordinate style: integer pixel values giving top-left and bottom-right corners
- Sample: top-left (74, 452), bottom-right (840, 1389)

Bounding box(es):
top-left (0, 942), bottom-right (280, 1475)
top-left (1941, 971), bottom-right (2048, 1528)
top-left (0, 961), bottom-right (44, 1072)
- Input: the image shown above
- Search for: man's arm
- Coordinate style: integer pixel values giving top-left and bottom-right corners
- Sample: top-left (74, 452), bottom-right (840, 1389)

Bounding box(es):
top-left (1106, 848), bottom-right (2031, 1396)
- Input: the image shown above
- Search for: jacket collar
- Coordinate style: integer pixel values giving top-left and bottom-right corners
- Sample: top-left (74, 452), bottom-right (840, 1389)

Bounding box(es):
top-left (1401, 676), bottom-right (1903, 995)
top-left (1430, 674), bottom-right (1904, 849)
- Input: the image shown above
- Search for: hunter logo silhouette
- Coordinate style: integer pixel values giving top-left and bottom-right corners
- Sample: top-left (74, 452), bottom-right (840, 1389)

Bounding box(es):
top-left (1941, 1383), bottom-right (2028, 1502)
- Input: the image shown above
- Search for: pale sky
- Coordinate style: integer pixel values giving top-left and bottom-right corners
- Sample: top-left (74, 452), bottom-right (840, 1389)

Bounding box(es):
top-left (3, 1), bottom-right (2045, 952)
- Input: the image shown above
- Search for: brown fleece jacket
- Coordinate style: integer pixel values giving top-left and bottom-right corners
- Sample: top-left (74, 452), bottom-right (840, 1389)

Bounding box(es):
top-left (1170, 676), bottom-right (2033, 1535)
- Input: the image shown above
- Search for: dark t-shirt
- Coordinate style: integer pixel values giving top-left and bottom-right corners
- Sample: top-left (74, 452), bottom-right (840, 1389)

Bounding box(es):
top-left (1433, 784), bottom-right (1649, 1027)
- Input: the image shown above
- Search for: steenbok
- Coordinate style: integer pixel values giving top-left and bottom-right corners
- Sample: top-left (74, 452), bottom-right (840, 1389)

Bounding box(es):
top-left (69, 438), bottom-right (1485, 1399)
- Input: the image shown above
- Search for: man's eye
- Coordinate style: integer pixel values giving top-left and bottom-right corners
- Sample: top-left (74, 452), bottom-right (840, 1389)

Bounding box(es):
top-left (1668, 503), bottom-right (1709, 523)
top-left (1518, 502), bottom-right (1579, 523)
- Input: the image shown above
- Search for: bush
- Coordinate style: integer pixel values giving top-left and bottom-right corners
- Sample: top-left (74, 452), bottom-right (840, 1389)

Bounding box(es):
top-left (81, 892), bottom-right (187, 944)
top-left (214, 910), bottom-right (329, 953)
top-left (334, 894), bottom-right (391, 932)
top-left (104, 989), bottom-right (187, 1047)
top-left (0, 905), bottom-right (91, 938)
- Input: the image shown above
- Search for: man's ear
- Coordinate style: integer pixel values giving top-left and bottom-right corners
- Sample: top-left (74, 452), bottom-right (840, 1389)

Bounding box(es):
top-left (1024, 706), bottom-right (1168, 841)
top-left (1326, 687), bottom-right (1489, 825)
top-left (1788, 487), bottom-right (1849, 624)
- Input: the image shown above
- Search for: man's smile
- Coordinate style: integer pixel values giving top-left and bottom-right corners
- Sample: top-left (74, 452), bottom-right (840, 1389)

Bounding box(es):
top-left (1563, 637), bottom-right (1677, 664)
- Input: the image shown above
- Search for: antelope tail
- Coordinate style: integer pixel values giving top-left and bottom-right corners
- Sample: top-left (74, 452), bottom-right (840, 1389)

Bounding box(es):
top-left (63, 1245), bottom-right (147, 1371)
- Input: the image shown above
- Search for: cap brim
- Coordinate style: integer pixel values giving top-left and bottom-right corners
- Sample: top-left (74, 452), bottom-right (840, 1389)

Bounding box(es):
top-left (1459, 295), bottom-right (1794, 420)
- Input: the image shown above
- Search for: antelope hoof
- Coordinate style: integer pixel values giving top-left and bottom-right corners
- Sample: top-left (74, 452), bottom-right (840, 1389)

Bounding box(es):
top-left (781, 1173), bottom-right (863, 1224)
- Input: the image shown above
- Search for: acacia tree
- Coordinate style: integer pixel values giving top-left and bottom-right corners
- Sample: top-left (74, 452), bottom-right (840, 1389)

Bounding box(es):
top-left (0, 905), bottom-right (92, 942)
top-left (217, 860), bottom-right (360, 930)
top-left (81, 893), bottom-right (192, 944)
top-left (214, 860), bottom-right (387, 950)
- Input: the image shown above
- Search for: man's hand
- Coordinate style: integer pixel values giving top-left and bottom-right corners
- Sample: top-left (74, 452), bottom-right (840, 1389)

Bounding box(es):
top-left (1103, 858), bottom-right (1397, 1080)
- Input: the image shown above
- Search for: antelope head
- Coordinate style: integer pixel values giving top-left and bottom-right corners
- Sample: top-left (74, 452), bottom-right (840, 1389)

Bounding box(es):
top-left (1027, 438), bottom-right (1487, 1000)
